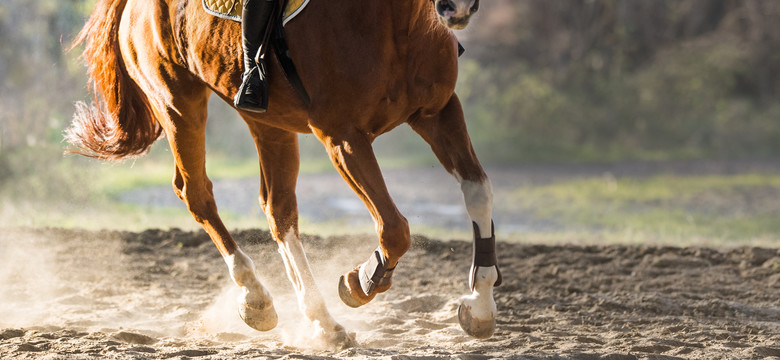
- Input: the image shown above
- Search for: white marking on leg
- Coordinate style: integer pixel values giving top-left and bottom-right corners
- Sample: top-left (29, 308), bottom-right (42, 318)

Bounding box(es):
top-left (225, 249), bottom-right (261, 289)
top-left (463, 270), bottom-right (497, 312)
top-left (459, 266), bottom-right (498, 338)
top-left (471, 266), bottom-right (498, 303)
top-left (277, 230), bottom-right (339, 330)
top-left (455, 175), bottom-right (499, 338)
top-left (224, 250), bottom-right (272, 301)
top-left (457, 178), bottom-right (493, 237)
top-left (224, 248), bottom-right (277, 331)
top-left (470, 264), bottom-right (499, 293)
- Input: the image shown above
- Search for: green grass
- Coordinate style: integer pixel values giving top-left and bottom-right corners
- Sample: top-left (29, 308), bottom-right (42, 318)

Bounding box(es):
top-left (85, 150), bottom-right (435, 197)
top-left (499, 173), bottom-right (780, 247)
top-left (0, 149), bottom-right (439, 232)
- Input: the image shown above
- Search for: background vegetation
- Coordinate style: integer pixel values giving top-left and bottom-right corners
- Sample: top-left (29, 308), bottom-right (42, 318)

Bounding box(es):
top-left (4, 0), bottom-right (780, 163)
top-left (458, 0), bottom-right (780, 162)
top-left (1, 0), bottom-right (779, 242)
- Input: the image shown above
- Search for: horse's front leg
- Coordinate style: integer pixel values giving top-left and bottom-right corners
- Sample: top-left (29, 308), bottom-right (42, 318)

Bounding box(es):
top-left (310, 126), bottom-right (411, 308)
top-left (409, 94), bottom-right (502, 339)
top-left (245, 122), bottom-right (355, 349)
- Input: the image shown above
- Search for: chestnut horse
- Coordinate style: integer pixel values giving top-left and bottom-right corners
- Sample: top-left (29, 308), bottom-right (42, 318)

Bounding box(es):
top-left (68, 0), bottom-right (500, 347)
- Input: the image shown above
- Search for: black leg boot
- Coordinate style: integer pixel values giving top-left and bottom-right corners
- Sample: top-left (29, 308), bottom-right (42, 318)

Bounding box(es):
top-left (234, 0), bottom-right (274, 113)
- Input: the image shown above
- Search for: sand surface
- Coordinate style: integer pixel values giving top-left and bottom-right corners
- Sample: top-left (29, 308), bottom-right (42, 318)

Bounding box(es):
top-left (1, 227), bottom-right (779, 359)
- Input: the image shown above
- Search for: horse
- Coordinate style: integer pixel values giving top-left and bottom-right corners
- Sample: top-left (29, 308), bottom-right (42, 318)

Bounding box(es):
top-left (67, 0), bottom-right (501, 347)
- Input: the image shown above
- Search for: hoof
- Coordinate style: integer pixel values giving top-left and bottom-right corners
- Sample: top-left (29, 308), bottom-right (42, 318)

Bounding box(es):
top-left (239, 301), bottom-right (278, 331)
top-left (238, 289), bottom-right (278, 331)
top-left (458, 299), bottom-right (496, 339)
top-left (314, 324), bottom-right (359, 350)
top-left (338, 267), bottom-right (376, 308)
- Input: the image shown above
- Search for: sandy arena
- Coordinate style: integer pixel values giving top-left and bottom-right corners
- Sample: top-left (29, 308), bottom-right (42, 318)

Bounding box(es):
top-left (1, 227), bottom-right (778, 359)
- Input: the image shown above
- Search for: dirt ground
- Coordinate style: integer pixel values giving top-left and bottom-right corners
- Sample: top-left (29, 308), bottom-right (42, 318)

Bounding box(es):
top-left (1, 227), bottom-right (779, 359)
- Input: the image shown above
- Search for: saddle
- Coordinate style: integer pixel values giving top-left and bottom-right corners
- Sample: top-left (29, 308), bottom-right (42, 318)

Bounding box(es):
top-left (203, 0), bottom-right (311, 105)
top-left (203, 0), bottom-right (308, 25)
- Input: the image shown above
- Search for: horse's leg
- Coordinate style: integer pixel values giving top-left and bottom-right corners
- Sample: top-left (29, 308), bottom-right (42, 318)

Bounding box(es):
top-left (310, 126), bottom-right (411, 308)
top-left (408, 94), bottom-right (501, 339)
top-left (131, 68), bottom-right (277, 330)
top-left (244, 120), bottom-right (355, 348)
top-left (164, 107), bottom-right (278, 331)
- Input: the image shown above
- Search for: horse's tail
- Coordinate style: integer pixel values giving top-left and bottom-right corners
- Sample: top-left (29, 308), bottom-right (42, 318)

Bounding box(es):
top-left (65, 0), bottom-right (162, 160)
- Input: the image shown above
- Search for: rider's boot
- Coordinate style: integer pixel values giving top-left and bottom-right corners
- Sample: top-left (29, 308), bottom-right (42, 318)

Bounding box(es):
top-left (234, 0), bottom-right (274, 113)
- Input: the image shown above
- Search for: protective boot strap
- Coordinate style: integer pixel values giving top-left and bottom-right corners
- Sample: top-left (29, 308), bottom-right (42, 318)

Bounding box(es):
top-left (359, 247), bottom-right (394, 295)
top-left (470, 221), bottom-right (502, 291)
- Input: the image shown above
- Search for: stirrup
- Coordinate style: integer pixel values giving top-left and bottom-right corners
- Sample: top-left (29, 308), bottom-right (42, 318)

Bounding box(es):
top-left (234, 64), bottom-right (268, 113)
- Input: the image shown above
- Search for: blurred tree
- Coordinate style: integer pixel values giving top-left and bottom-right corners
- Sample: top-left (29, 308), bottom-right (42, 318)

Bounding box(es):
top-left (0, 0), bottom-right (91, 151)
top-left (460, 0), bottom-right (780, 162)
top-left (1, 0), bottom-right (780, 165)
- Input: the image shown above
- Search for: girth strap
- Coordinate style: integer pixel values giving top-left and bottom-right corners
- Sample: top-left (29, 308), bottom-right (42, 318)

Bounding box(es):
top-left (470, 221), bottom-right (502, 291)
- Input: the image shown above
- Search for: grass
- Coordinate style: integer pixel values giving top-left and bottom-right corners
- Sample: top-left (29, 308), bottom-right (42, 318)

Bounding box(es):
top-left (82, 163), bottom-right (780, 247)
top-left (84, 142), bottom-right (437, 197)
top-left (0, 144), bottom-right (439, 232)
top-left (498, 173), bottom-right (780, 247)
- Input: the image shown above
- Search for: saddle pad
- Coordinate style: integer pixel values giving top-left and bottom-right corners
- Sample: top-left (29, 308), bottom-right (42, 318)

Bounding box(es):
top-left (203, 0), bottom-right (309, 25)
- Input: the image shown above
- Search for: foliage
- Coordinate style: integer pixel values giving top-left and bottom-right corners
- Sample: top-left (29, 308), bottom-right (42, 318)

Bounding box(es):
top-left (2, 0), bottom-right (780, 173)
top-left (0, 0), bottom-right (90, 151)
top-left (458, 0), bottom-right (780, 163)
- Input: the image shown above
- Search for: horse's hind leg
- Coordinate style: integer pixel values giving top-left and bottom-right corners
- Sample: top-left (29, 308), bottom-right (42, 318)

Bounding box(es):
top-left (137, 75), bottom-right (277, 331)
top-left (245, 121), bottom-right (355, 348)
top-left (408, 94), bottom-right (501, 339)
top-left (114, 0), bottom-right (275, 332)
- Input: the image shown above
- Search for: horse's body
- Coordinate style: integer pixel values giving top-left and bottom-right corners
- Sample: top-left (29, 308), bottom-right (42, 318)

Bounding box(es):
top-left (69, 0), bottom-right (499, 347)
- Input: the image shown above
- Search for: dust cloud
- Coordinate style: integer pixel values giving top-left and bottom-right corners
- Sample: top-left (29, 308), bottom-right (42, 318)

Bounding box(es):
top-left (0, 227), bottom-right (385, 351)
top-left (0, 231), bottom-right (62, 328)
top-left (0, 229), bottom-right (191, 336)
